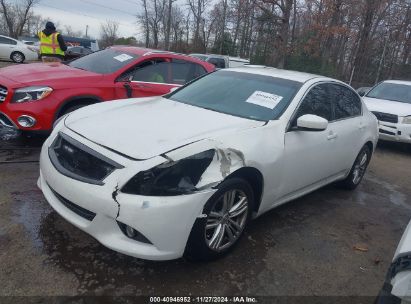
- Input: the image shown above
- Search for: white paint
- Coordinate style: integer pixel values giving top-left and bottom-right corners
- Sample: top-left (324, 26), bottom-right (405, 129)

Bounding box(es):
top-left (39, 67), bottom-right (378, 260)
top-left (296, 114), bottom-right (328, 130)
top-left (389, 220), bottom-right (411, 301)
top-left (363, 80), bottom-right (411, 144)
top-left (0, 35), bottom-right (38, 62)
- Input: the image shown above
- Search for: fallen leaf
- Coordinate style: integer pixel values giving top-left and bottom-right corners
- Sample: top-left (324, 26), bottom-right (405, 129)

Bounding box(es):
top-left (353, 244), bottom-right (369, 252)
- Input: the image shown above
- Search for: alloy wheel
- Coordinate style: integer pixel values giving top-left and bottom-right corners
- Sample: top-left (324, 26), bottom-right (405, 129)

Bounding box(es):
top-left (12, 53), bottom-right (24, 63)
top-left (352, 151), bottom-right (368, 185)
top-left (205, 189), bottom-right (249, 252)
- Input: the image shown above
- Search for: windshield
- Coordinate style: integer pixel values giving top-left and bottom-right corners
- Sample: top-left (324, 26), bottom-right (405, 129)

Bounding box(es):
top-left (68, 48), bottom-right (138, 74)
top-left (167, 70), bottom-right (302, 121)
top-left (366, 82), bottom-right (411, 104)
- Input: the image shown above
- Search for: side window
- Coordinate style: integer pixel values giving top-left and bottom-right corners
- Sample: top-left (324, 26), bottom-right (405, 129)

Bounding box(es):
top-left (294, 84), bottom-right (332, 124)
top-left (131, 58), bottom-right (169, 84)
top-left (0, 37), bottom-right (16, 45)
top-left (331, 84), bottom-right (362, 120)
top-left (208, 58), bottom-right (225, 68)
top-left (169, 59), bottom-right (207, 84)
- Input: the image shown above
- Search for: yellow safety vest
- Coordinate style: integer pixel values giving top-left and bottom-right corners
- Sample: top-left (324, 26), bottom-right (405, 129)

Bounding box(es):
top-left (38, 32), bottom-right (65, 56)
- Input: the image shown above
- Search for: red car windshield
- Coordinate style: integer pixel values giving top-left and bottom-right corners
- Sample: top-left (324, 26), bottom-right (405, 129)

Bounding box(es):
top-left (68, 48), bottom-right (139, 74)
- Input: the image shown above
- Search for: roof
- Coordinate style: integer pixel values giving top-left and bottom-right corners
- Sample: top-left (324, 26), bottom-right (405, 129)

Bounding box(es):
top-left (111, 46), bottom-right (174, 56)
top-left (384, 80), bottom-right (411, 86)
top-left (227, 66), bottom-right (325, 83)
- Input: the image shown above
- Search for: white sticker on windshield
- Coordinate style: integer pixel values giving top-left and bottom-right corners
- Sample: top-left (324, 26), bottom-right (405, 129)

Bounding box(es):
top-left (113, 54), bottom-right (133, 62)
top-left (245, 91), bottom-right (283, 109)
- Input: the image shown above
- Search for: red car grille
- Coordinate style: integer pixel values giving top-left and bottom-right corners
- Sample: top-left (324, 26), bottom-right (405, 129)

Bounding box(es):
top-left (0, 85), bottom-right (7, 103)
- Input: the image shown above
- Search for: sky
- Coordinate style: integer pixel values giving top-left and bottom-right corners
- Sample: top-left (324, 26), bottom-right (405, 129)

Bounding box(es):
top-left (32, 0), bottom-right (143, 39)
top-left (31, 0), bottom-right (191, 40)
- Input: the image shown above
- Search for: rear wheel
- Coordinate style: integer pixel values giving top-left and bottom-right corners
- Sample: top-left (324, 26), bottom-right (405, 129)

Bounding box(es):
top-left (11, 52), bottom-right (25, 63)
top-left (185, 178), bottom-right (254, 261)
top-left (339, 145), bottom-right (371, 190)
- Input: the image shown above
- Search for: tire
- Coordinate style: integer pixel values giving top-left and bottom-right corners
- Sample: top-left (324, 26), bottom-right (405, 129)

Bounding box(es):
top-left (185, 178), bottom-right (254, 261)
top-left (11, 52), bottom-right (25, 63)
top-left (339, 145), bottom-right (372, 190)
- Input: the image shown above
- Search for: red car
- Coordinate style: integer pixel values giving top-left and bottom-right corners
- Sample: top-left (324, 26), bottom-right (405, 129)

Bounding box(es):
top-left (0, 46), bottom-right (215, 134)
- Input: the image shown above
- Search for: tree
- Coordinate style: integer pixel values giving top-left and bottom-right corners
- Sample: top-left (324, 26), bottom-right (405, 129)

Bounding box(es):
top-left (100, 20), bottom-right (119, 47)
top-left (0, 0), bottom-right (39, 38)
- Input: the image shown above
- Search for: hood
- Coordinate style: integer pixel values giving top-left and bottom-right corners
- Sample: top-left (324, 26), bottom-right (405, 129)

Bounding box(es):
top-left (363, 97), bottom-right (411, 117)
top-left (0, 63), bottom-right (100, 84)
top-left (65, 97), bottom-right (264, 160)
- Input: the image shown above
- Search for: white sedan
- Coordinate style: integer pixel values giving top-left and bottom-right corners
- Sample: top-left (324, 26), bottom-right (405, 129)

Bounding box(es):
top-left (362, 80), bottom-right (411, 144)
top-left (38, 67), bottom-right (378, 261)
top-left (0, 35), bottom-right (38, 63)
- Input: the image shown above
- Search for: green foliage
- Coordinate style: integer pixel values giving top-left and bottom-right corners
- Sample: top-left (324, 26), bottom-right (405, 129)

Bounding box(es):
top-left (212, 32), bottom-right (234, 55)
top-left (114, 37), bottom-right (137, 46)
top-left (285, 54), bottom-right (337, 77)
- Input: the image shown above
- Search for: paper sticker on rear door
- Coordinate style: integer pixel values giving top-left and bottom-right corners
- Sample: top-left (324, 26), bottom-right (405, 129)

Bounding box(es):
top-left (245, 91), bottom-right (283, 109)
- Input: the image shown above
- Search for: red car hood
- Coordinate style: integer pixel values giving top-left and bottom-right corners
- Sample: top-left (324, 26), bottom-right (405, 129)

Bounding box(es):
top-left (0, 62), bottom-right (101, 85)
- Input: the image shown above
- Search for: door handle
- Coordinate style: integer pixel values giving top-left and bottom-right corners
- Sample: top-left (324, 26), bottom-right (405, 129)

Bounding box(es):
top-left (327, 132), bottom-right (338, 140)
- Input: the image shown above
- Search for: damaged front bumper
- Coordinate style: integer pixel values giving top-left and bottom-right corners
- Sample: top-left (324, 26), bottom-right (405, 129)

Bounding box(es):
top-left (38, 131), bottom-right (217, 260)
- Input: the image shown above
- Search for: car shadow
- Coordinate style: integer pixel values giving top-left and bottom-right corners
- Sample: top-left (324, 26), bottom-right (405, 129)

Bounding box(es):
top-left (376, 141), bottom-right (411, 156)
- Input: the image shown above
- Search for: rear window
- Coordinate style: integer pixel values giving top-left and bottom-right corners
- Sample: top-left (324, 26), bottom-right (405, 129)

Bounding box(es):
top-left (68, 49), bottom-right (138, 74)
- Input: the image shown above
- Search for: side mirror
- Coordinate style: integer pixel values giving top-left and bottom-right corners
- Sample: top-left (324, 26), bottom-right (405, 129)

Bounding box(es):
top-left (358, 91), bottom-right (366, 97)
top-left (297, 114), bottom-right (328, 131)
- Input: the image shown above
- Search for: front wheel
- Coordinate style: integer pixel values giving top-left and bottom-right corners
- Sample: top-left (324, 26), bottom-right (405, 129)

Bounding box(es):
top-left (185, 178), bottom-right (254, 261)
top-left (339, 145), bottom-right (371, 190)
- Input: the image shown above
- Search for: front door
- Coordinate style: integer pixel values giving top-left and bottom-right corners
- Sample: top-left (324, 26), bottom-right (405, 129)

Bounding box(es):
top-left (281, 83), bottom-right (337, 197)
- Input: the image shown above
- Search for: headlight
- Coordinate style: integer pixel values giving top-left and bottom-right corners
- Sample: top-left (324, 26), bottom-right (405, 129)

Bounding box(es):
top-left (402, 116), bottom-right (411, 124)
top-left (122, 150), bottom-right (215, 196)
top-left (12, 86), bottom-right (53, 103)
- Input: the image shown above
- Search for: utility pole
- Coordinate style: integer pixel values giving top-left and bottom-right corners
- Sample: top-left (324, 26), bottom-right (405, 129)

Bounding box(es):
top-left (85, 25), bottom-right (89, 38)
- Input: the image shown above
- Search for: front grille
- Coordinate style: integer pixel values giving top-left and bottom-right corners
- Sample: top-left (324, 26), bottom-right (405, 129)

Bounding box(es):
top-left (49, 132), bottom-right (124, 185)
top-left (372, 111), bottom-right (399, 123)
top-left (49, 185), bottom-right (96, 221)
top-left (379, 129), bottom-right (396, 136)
top-left (0, 113), bottom-right (14, 127)
top-left (0, 85), bottom-right (7, 103)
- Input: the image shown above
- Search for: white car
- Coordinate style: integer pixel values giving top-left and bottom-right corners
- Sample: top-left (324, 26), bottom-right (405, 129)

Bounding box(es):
top-left (376, 220), bottom-right (411, 304)
top-left (38, 67), bottom-right (378, 261)
top-left (229, 56), bottom-right (250, 68)
top-left (363, 80), bottom-right (411, 144)
top-left (0, 35), bottom-right (38, 63)
top-left (189, 53), bottom-right (229, 69)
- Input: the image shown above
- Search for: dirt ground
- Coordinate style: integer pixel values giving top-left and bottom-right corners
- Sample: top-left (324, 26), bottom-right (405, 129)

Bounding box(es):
top-left (1, 61), bottom-right (411, 301)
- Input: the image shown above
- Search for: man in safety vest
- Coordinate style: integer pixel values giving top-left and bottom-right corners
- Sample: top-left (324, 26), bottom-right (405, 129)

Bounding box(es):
top-left (38, 22), bottom-right (67, 63)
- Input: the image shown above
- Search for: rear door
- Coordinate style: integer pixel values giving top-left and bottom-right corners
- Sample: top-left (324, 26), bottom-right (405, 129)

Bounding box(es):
top-left (328, 83), bottom-right (364, 173)
top-left (0, 36), bottom-right (17, 59)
